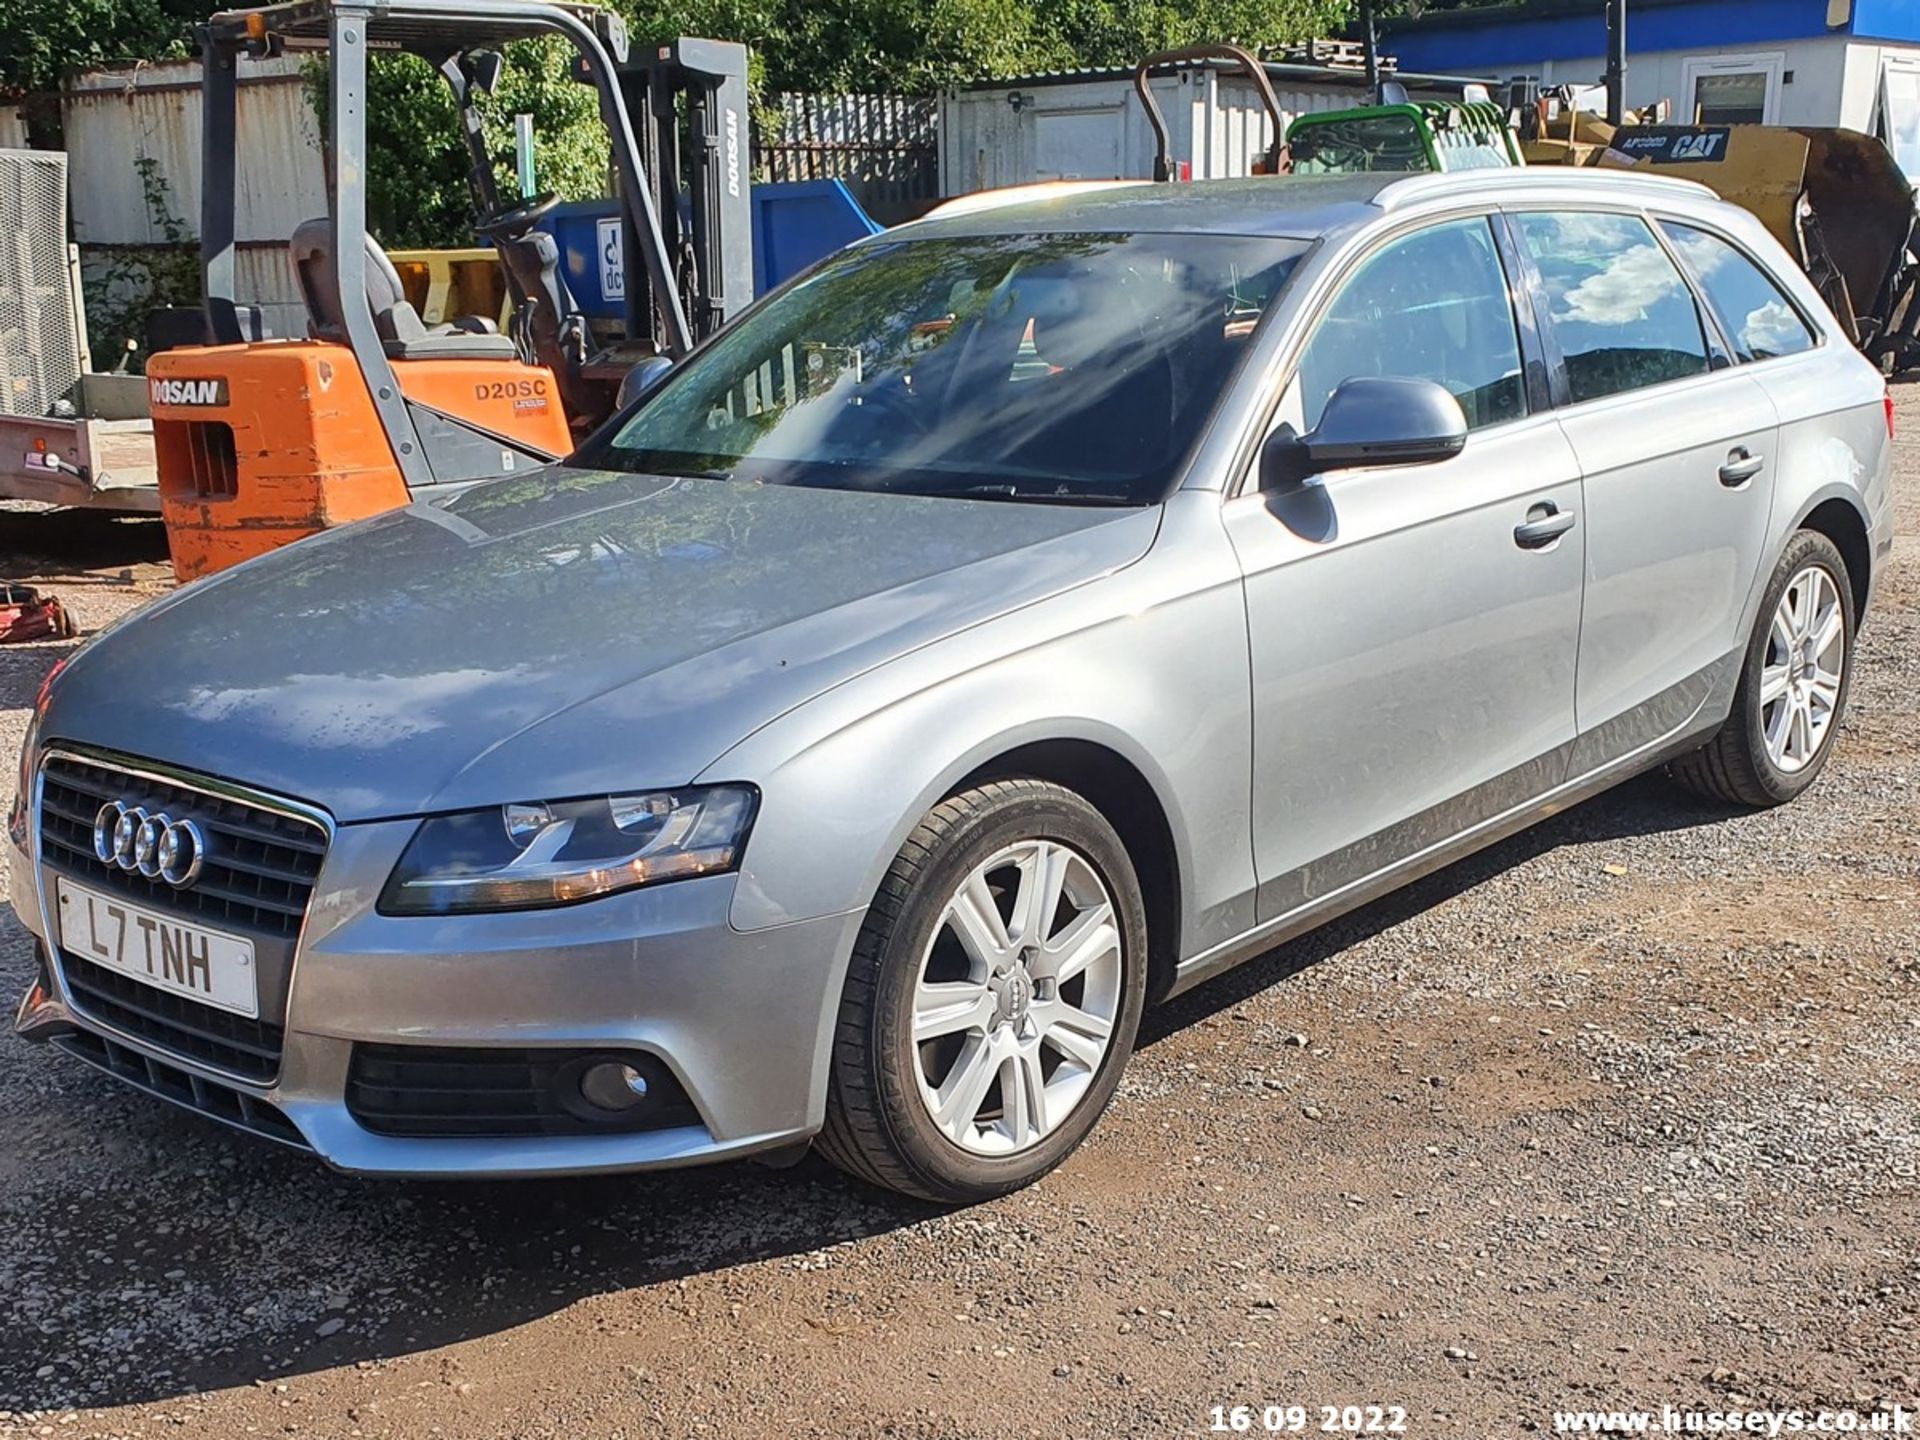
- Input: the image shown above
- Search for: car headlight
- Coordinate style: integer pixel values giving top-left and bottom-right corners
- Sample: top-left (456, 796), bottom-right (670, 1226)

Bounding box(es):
top-left (378, 786), bottom-right (757, 915)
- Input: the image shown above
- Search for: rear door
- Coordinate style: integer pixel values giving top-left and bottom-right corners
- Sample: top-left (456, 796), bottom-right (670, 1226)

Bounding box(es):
top-left (1224, 214), bottom-right (1586, 925)
top-left (1507, 208), bottom-right (1781, 773)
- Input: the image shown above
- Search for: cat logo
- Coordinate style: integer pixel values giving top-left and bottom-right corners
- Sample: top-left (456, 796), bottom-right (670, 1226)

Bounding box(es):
top-left (1670, 132), bottom-right (1727, 162)
top-left (150, 377), bottom-right (229, 407)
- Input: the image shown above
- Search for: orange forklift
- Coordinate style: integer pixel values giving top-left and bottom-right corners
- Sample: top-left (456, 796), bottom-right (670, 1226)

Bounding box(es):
top-left (149, 0), bottom-right (748, 580)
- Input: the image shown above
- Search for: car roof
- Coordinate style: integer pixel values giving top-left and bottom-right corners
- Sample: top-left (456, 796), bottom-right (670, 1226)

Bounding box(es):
top-left (900, 169), bottom-right (1722, 242)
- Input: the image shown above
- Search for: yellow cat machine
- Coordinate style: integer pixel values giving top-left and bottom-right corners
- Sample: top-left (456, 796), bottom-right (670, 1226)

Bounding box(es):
top-left (146, 0), bottom-right (750, 581)
top-left (1520, 107), bottom-right (1920, 374)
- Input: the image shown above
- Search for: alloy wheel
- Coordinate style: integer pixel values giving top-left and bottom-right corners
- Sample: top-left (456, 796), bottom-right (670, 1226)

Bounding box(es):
top-left (1761, 563), bottom-right (1846, 775)
top-left (910, 839), bottom-right (1124, 1156)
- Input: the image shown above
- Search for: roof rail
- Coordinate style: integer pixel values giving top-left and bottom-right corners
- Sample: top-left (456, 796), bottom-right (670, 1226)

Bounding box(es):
top-left (1374, 167), bottom-right (1718, 210)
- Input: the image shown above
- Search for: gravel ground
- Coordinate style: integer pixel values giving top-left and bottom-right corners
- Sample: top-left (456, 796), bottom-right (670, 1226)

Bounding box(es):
top-left (0, 396), bottom-right (1914, 1440)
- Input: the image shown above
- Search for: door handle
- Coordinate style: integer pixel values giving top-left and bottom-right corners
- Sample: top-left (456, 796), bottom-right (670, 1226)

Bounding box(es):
top-left (1514, 501), bottom-right (1577, 550)
top-left (1719, 448), bottom-right (1766, 487)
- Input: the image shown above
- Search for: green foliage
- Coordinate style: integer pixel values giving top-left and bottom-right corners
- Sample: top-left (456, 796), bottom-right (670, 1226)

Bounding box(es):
top-left (8, 0), bottom-right (1376, 252)
top-left (0, 0), bottom-right (202, 98)
top-left (305, 39), bottom-right (609, 248)
top-left (314, 0), bottom-right (1352, 248)
top-left (84, 156), bottom-right (198, 366)
top-left (622, 0), bottom-right (1352, 93)
top-left (1375, 0), bottom-right (1515, 15)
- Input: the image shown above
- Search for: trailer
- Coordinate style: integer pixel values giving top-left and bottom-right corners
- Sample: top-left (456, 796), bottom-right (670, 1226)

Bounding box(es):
top-left (0, 148), bottom-right (159, 513)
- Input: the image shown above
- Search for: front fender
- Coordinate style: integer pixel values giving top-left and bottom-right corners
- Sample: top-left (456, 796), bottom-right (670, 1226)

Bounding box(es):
top-left (703, 493), bottom-right (1258, 964)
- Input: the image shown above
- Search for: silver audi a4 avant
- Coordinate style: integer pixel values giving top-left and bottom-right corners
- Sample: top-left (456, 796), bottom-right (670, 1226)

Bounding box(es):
top-left (11, 171), bottom-right (1892, 1202)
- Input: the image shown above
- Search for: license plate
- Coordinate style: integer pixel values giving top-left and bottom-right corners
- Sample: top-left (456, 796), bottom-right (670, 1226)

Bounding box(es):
top-left (54, 876), bottom-right (259, 1019)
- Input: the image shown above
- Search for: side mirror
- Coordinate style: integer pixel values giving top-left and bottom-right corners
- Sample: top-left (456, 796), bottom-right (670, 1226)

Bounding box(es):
top-left (467, 50), bottom-right (506, 96)
top-left (1260, 376), bottom-right (1468, 492)
top-left (616, 355), bottom-right (674, 410)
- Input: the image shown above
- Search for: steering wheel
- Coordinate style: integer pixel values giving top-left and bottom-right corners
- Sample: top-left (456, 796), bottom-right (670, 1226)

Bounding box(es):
top-left (474, 192), bottom-right (560, 241)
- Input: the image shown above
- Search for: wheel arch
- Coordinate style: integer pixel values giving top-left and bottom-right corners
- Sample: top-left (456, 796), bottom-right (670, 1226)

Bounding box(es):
top-left (951, 737), bottom-right (1184, 1006)
top-left (1793, 493), bottom-right (1873, 622)
top-left (722, 705), bottom-right (1213, 990)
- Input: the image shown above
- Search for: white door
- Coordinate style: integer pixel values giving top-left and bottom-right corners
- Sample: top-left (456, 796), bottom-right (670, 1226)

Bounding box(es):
top-left (1033, 108), bottom-right (1124, 180)
top-left (1680, 53), bottom-right (1785, 125)
top-left (1879, 57), bottom-right (1920, 180)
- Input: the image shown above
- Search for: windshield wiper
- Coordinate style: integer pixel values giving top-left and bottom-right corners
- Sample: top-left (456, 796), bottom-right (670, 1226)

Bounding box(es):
top-left (936, 483), bottom-right (1139, 508)
top-left (650, 465), bottom-right (735, 481)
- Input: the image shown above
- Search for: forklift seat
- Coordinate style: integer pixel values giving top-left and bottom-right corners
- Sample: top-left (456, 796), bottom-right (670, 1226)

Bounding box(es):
top-left (290, 218), bottom-right (516, 362)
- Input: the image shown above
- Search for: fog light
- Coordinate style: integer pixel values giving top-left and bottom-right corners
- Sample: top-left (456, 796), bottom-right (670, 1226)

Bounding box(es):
top-left (578, 1060), bottom-right (651, 1113)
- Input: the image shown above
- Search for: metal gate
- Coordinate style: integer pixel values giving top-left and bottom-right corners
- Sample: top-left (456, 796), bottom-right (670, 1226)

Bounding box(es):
top-left (0, 149), bottom-right (83, 418)
top-left (755, 93), bottom-right (939, 220)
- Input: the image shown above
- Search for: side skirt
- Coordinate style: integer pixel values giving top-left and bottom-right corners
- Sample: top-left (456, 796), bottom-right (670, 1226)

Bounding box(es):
top-left (1166, 714), bottom-right (1723, 1001)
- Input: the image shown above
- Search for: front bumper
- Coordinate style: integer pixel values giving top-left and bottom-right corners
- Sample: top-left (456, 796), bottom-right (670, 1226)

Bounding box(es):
top-left (12, 794), bottom-right (865, 1178)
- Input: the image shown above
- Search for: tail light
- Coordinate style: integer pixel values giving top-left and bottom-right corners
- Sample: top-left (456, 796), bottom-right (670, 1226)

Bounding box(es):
top-left (1886, 389), bottom-right (1896, 439)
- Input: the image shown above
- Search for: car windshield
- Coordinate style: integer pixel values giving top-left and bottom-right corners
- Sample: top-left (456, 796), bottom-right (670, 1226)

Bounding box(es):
top-left (577, 231), bottom-right (1307, 505)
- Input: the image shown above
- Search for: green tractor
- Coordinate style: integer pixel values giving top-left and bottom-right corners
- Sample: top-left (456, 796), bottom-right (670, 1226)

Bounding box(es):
top-left (1286, 95), bottom-right (1524, 174)
top-left (1131, 44), bottom-right (1522, 182)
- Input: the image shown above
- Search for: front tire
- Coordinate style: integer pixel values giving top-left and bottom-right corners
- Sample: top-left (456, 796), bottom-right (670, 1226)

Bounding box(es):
top-left (1669, 529), bottom-right (1855, 807)
top-left (817, 780), bottom-right (1149, 1204)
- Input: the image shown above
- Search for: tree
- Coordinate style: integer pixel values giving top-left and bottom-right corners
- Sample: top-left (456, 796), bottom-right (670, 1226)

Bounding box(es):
top-left (622, 0), bottom-right (1353, 93)
top-left (333, 0), bottom-right (1357, 245)
top-left (306, 41), bottom-right (610, 249)
top-left (1, 0), bottom-right (205, 98)
top-left (6, 0), bottom-right (1378, 248)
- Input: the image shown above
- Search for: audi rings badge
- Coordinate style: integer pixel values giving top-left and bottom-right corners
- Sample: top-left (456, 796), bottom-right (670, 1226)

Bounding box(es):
top-left (91, 801), bottom-right (206, 888)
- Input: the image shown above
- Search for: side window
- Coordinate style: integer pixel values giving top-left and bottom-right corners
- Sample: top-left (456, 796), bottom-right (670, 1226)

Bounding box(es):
top-left (1294, 217), bottom-right (1527, 434)
top-left (1661, 221), bottom-right (1816, 363)
top-left (1512, 211), bottom-right (1710, 404)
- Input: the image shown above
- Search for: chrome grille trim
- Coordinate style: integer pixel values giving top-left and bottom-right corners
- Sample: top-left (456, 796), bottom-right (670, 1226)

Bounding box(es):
top-left (32, 744), bottom-right (335, 1088)
top-left (38, 755), bottom-right (326, 936)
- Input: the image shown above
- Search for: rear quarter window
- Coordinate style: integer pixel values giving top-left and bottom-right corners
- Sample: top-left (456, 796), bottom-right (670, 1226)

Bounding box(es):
top-left (1661, 220), bottom-right (1817, 363)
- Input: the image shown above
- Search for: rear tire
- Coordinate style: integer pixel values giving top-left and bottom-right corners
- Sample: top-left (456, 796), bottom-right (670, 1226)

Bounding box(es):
top-left (816, 780), bottom-right (1148, 1204)
top-left (1669, 529), bottom-right (1855, 807)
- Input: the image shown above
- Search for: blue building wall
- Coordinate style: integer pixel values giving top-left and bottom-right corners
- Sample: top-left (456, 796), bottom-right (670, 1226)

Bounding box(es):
top-left (1853, 0), bottom-right (1920, 44)
top-left (1386, 0), bottom-right (1914, 75)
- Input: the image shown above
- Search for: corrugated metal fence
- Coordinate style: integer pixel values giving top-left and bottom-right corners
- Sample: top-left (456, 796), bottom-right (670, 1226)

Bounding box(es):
top-left (756, 92), bottom-right (939, 220)
top-left (53, 66), bottom-right (940, 344)
top-left (63, 55), bottom-right (326, 346)
top-left (64, 56), bottom-right (326, 247)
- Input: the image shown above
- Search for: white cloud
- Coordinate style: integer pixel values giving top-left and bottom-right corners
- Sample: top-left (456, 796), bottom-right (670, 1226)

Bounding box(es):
top-left (1739, 300), bottom-right (1806, 357)
top-left (1558, 241), bottom-right (1689, 329)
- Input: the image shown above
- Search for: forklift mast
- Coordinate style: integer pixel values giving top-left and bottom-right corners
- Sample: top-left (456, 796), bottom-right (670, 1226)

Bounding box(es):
top-left (619, 38), bottom-right (753, 345)
top-left (193, 0), bottom-right (693, 491)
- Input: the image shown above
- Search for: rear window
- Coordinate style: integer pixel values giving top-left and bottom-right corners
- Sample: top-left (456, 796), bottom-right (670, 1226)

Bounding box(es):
top-left (1512, 211), bottom-right (1711, 405)
top-left (1661, 221), bottom-right (1817, 363)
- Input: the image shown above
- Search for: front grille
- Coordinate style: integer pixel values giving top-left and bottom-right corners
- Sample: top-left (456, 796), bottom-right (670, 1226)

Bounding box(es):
top-left (60, 950), bottom-right (285, 1081)
top-left (347, 1045), bottom-right (700, 1139)
top-left (38, 755), bottom-right (325, 939)
top-left (50, 1028), bottom-right (309, 1151)
top-left (38, 753), bottom-right (327, 1082)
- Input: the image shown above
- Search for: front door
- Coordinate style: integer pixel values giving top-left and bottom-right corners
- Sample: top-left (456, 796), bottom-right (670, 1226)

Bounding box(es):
top-left (1223, 215), bottom-right (1586, 925)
